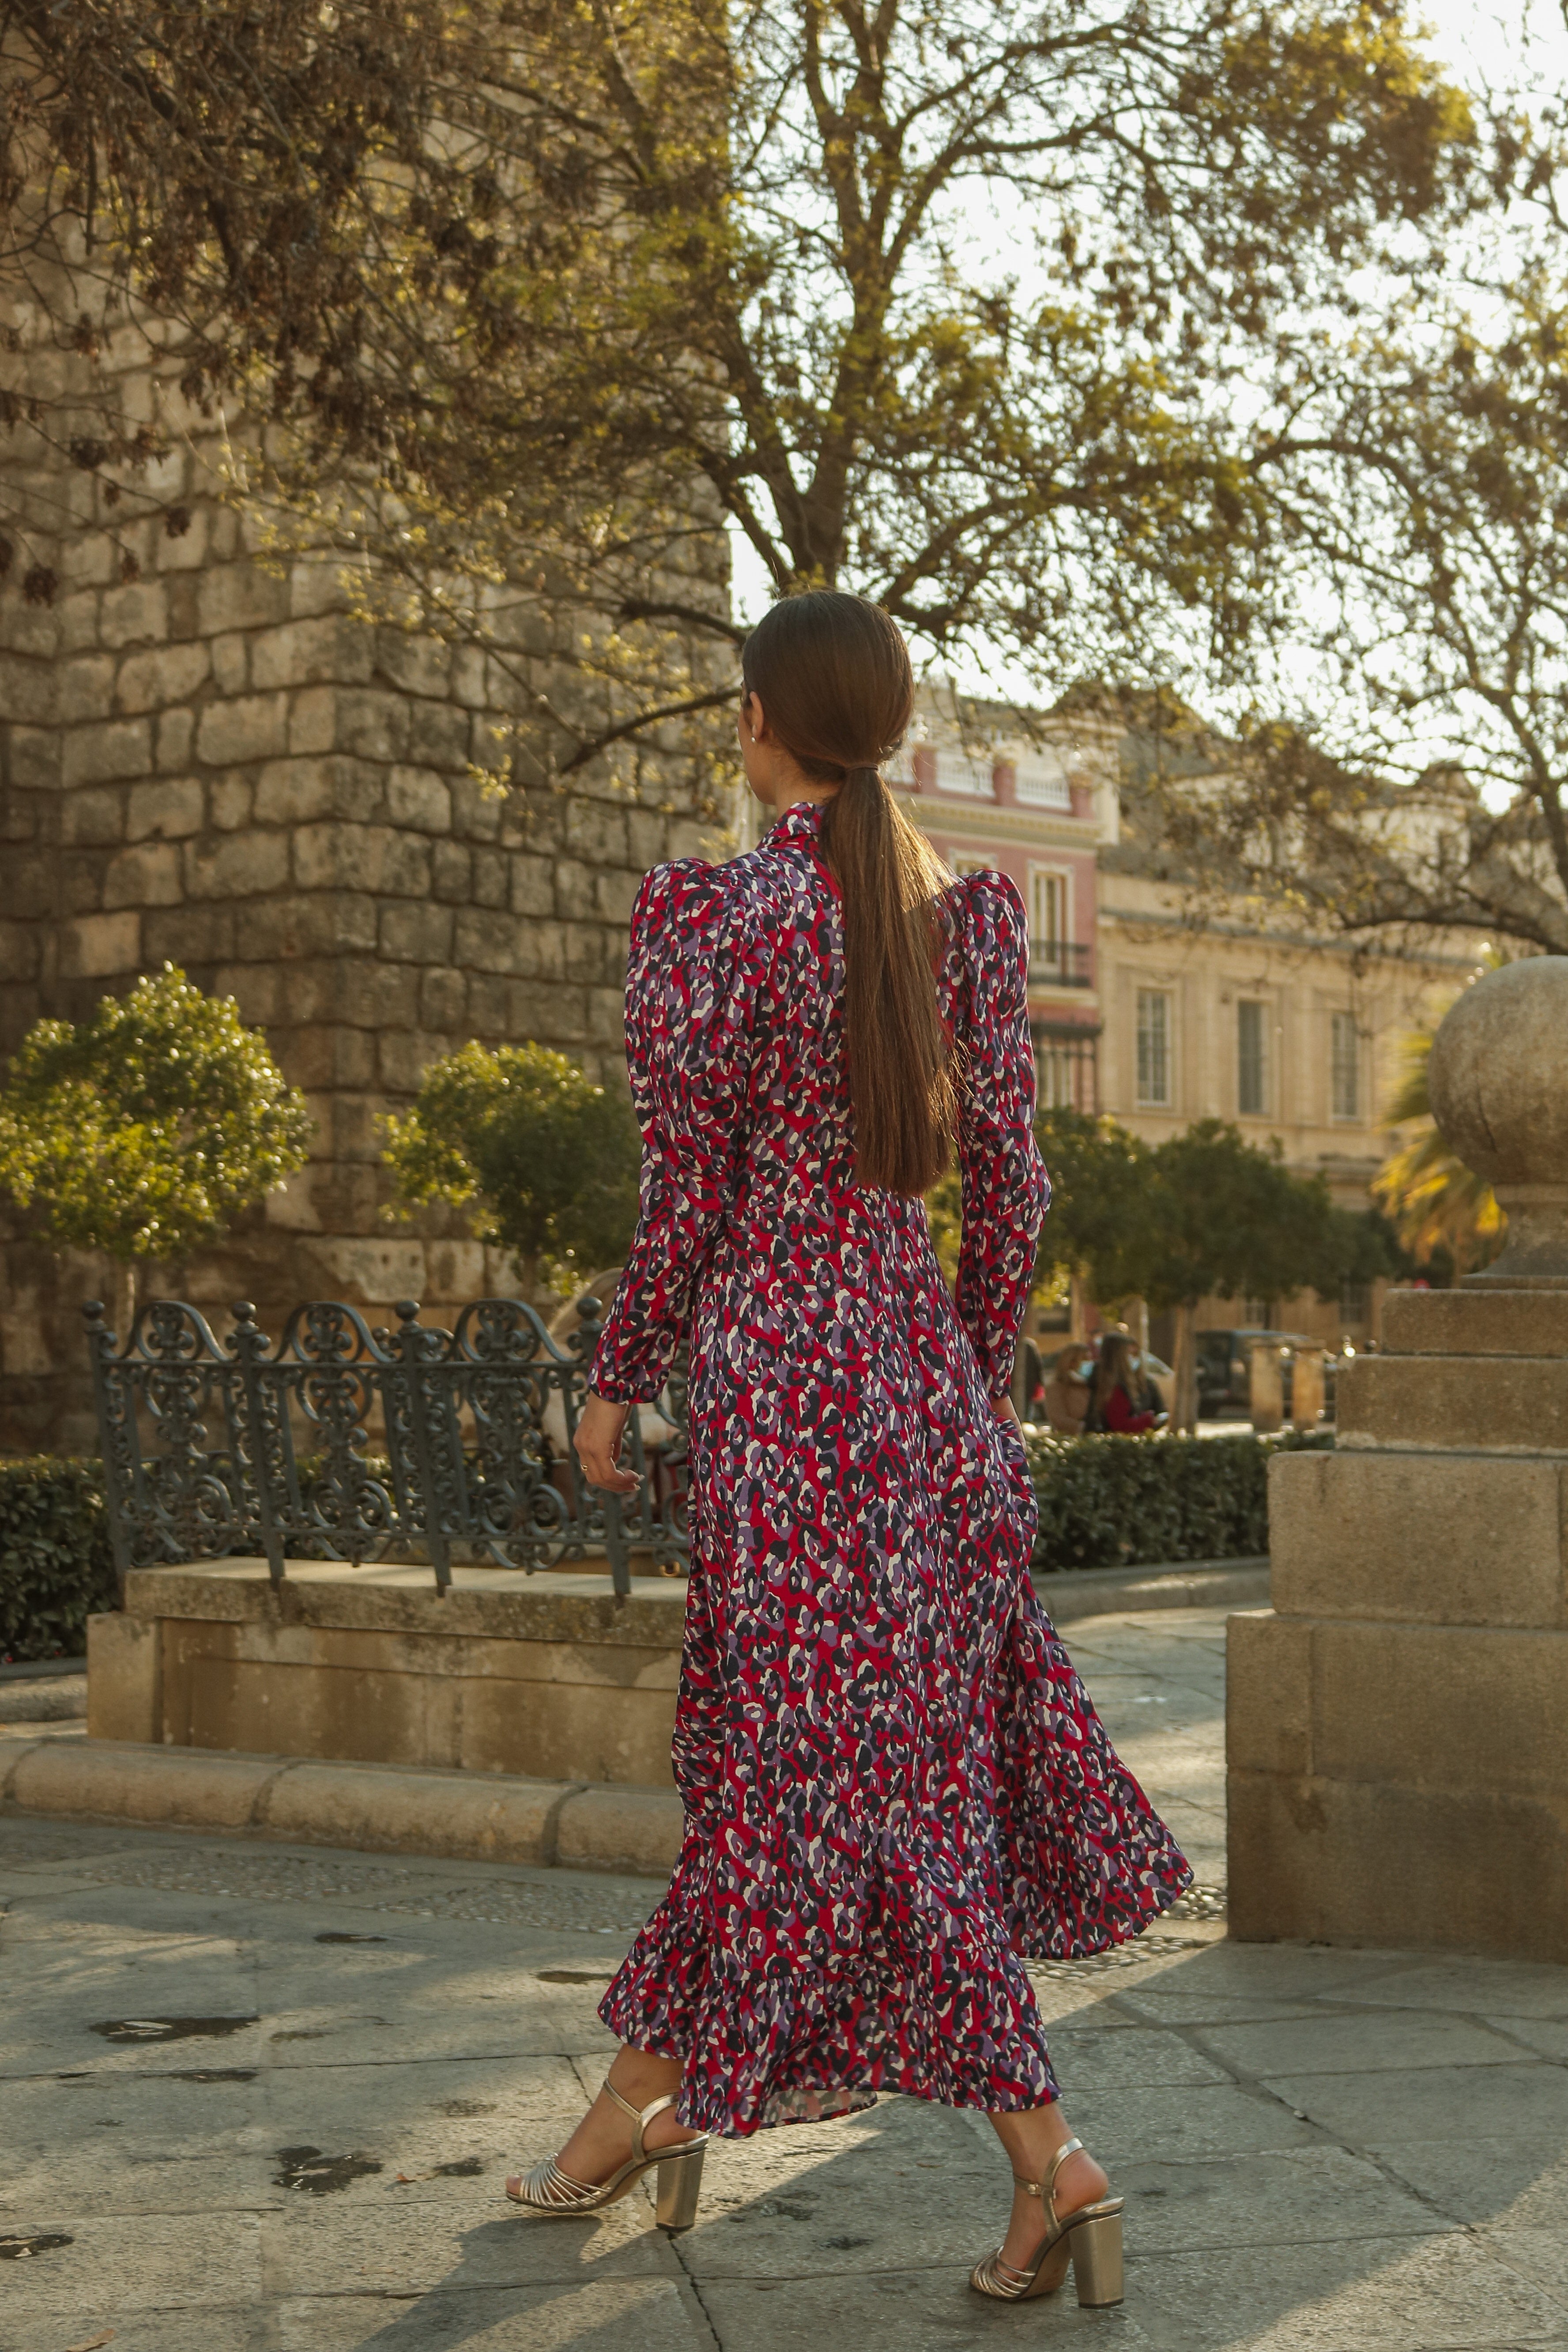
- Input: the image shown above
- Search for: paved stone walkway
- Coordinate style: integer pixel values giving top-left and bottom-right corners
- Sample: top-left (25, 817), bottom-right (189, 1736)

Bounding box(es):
top-left (4, 1606), bottom-right (1568, 2351)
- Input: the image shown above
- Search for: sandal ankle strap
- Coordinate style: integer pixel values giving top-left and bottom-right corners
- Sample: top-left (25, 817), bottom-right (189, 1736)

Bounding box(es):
top-left (1012, 2136), bottom-right (1084, 2220)
top-left (602, 2077), bottom-right (680, 2167)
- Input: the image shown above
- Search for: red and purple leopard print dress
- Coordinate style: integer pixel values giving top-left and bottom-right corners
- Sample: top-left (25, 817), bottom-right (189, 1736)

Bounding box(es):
top-left (590, 798), bottom-right (1191, 2134)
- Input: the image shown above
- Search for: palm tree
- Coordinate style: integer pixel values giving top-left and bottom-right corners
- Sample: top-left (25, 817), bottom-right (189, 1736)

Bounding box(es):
top-left (1373, 1031), bottom-right (1504, 1274)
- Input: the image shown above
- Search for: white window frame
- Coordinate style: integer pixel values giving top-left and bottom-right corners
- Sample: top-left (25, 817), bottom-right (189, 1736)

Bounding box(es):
top-left (1028, 865), bottom-right (1071, 953)
top-left (1331, 1010), bottom-right (1361, 1123)
top-left (1135, 987), bottom-right (1174, 1108)
top-left (1236, 998), bottom-right (1269, 1118)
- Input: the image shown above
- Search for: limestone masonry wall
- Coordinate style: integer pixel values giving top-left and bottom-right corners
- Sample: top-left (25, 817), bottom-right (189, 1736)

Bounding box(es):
top-left (0, 315), bottom-right (727, 1451)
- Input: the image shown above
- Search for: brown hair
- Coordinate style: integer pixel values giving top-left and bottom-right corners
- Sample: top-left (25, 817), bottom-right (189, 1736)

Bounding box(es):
top-left (742, 592), bottom-right (956, 1193)
top-left (1093, 1332), bottom-right (1139, 1412)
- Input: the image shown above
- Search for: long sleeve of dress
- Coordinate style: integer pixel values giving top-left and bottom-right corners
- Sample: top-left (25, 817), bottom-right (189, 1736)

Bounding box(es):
top-left (951, 873), bottom-right (1051, 1398)
top-left (590, 860), bottom-right (757, 1403)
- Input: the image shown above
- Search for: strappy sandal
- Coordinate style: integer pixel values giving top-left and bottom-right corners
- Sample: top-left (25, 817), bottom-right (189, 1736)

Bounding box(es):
top-left (504, 2078), bottom-right (708, 2232)
top-left (969, 2135), bottom-right (1124, 2307)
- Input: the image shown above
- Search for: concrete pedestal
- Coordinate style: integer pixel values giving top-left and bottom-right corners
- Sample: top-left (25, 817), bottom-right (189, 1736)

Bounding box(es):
top-left (1228, 1286), bottom-right (1568, 1962)
top-left (87, 1562), bottom-right (686, 1787)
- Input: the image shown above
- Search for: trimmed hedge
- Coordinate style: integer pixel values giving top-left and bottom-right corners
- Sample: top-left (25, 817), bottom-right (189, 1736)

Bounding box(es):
top-left (1025, 1428), bottom-right (1331, 1574)
top-left (0, 1457), bottom-right (117, 1664)
top-left (0, 1430), bottom-right (1325, 1652)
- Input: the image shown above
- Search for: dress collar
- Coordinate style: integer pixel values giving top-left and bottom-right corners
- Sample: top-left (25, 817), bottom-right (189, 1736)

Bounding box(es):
top-left (768, 799), bottom-right (826, 846)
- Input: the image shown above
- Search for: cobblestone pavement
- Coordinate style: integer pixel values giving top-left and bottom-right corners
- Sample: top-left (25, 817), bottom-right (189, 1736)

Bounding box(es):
top-left (4, 1606), bottom-right (1568, 2352)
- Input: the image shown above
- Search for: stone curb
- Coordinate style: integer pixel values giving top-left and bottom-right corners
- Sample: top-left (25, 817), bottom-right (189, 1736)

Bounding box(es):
top-left (0, 1654), bottom-right (87, 1682)
top-left (0, 1736), bottom-right (684, 1880)
top-left (1036, 1557), bottom-right (1270, 1620)
top-left (0, 1673), bottom-right (89, 1723)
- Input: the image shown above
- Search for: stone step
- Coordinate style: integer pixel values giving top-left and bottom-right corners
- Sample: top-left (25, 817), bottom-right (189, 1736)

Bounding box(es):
top-left (1336, 1351), bottom-right (1568, 1452)
top-left (0, 1736), bottom-right (683, 1879)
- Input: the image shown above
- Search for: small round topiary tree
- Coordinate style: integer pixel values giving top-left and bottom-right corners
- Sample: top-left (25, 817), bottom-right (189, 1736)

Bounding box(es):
top-left (0, 963), bottom-right (313, 1335)
top-left (380, 1040), bottom-right (642, 1301)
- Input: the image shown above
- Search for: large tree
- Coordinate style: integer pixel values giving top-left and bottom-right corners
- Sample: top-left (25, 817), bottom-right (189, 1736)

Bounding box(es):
top-left (0, 1), bottom-right (1474, 778)
top-left (1139, 64), bottom-right (1568, 957)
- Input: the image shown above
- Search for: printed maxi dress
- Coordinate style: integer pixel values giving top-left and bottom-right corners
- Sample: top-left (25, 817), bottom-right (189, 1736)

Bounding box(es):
top-left (589, 799), bottom-right (1191, 2136)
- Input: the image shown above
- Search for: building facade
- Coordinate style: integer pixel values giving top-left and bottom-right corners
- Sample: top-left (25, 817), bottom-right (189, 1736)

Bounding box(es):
top-left (886, 690), bottom-right (1110, 1115)
top-left (895, 693), bottom-right (1472, 1353)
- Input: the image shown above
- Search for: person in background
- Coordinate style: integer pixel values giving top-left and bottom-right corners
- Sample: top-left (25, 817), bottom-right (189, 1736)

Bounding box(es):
top-left (1042, 1342), bottom-right (1097, 1436)
top-left (1011, 1329), bottom-right (1045, 1423)
top-left (1082, 1332), bottom-right (1168, 1436)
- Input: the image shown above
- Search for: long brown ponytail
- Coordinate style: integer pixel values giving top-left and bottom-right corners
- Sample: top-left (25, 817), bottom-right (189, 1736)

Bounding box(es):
top-left (741, 591), bottom-right (957, 1194)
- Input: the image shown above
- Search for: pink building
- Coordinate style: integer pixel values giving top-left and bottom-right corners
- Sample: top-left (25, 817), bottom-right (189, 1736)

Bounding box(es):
top-left (889, 695), bottom-right (1104, 1111)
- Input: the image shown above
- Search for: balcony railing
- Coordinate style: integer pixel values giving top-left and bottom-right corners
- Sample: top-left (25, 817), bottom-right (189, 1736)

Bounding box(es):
top-left (85, 1294), bottom-right (689, 1599)
top-left (1028, 941), bottom-right (1093, 988)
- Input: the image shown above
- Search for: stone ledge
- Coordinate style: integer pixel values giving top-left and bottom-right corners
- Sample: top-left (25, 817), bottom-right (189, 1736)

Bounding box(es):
top-left (1036, 1557), bottom-right (1269, 1620)
top-left (0, 1734), bottom-right (682, 1878)
top-left (119, 1552), bottom-right (1266, 1642)
top-left (122, 1560), bottom-right (690, 1649)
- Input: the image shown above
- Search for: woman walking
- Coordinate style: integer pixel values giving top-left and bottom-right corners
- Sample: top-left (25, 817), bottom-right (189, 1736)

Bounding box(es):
top-left (507, 592), bottom-right (1191, 2307)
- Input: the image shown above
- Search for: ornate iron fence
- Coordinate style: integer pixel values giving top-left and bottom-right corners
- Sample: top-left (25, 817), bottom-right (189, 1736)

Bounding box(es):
top-left (84, 1295), bottom-right (690, 1599)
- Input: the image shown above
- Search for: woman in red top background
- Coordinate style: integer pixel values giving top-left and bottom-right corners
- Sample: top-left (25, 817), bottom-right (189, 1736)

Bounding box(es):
top-left (1088, 1333), bottom-right (1168, 1435)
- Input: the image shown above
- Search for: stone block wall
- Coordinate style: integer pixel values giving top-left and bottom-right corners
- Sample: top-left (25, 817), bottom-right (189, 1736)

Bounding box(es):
top-left (0, 305), bottom-right (730, 1451)
top-left (1227, 1286), bottom-right (1568, 1964)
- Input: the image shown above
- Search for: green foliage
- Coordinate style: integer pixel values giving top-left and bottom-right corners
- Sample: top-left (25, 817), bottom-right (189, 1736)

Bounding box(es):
top-left (1036, 1108), bottom-right (1398, 1310)
top-left (0, 966), bottom-right (312, 1265)
top-left (1374, 1029), bottom-right (1504, 1273)
top-left (1025, 1428), bottom-right (1331, 1573)
top-left (381, 1040), bottom-right (643, 1295)
top-left (0, 1459), bottom-right (117, 1663)
top-left (1031, 1108), bottom-right (1154, 1305)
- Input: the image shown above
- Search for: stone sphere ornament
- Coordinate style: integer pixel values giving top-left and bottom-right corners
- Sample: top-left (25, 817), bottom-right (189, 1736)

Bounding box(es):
top-left (1427, 954), bottom-right (1568, 1286)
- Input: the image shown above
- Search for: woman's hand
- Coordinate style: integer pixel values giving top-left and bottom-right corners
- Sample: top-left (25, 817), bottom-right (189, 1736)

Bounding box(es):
top-left (992, 1394), bottom-right (1021, 1429)
top-left (574, 1391), bottom-right (641, 1495)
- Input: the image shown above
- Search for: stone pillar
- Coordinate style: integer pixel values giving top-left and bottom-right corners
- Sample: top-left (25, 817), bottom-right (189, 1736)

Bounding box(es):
top-left (1248, 1339), bottom-right (1284, 1434)
top-left (1228, 957), bottom-right (1568, 1962)
top-left (1289, 1347), bottom-right (1323, 1430)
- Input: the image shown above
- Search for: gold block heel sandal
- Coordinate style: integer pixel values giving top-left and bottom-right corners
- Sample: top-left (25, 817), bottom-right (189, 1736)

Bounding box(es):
top-left (970, 2136), bottom-right (1125, 2308)
top-left (505, 2079), bottom-right (708, 2232)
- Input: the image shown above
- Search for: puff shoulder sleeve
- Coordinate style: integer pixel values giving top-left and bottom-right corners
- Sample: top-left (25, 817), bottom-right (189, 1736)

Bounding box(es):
top-left (589, 860), bottom-right (758, 1402)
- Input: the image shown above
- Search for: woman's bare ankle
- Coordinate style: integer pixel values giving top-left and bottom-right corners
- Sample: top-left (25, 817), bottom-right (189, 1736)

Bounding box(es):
top-left (607, 2046), bottom-right (683, 2101)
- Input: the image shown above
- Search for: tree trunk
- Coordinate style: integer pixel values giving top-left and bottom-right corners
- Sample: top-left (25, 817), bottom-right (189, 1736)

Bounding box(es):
top-left (1172, 1301), bottom-right (1199, 1434)
top-left (113, 1260), bottom-right (137, 1349)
